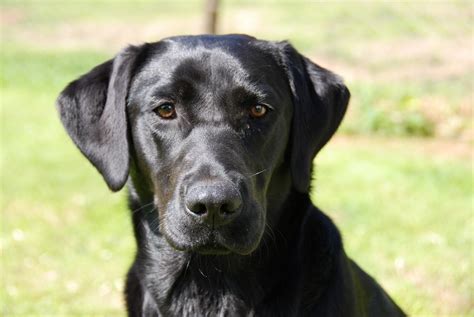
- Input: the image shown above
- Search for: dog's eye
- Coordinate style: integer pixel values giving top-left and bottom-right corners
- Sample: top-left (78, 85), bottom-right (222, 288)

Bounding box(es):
top-left (154, 103), bottom-right (176, 119)
top-left (249, 104), bottom-right (268, 118)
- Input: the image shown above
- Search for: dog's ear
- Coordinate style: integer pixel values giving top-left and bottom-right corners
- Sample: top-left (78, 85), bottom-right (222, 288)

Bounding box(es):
top-left (278, 42), bottom-right (350, 193)
top-left (56, 45), bottom-right (145, 191)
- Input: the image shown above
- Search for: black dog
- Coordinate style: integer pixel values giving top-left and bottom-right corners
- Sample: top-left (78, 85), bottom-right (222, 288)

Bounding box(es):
top-left (57, 34), bottom-right (405, 316)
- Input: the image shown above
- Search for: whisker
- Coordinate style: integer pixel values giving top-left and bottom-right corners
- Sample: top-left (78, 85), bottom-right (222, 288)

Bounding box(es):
top-left (261, 235), bottom-right (269, 263)
top-left (198, 262), bottom-right (208, 278)
top-left (275, 227), bottom-right (288, 247)
top-left (184, 255), bottom-right (192, 277)
top-left (146, 207), bottom-right (161, 231)
top-left (245, 168), bottom-right (268, 178)
top-left (131, 201), bottom-right (155, 214)
top-left (265, 222), bottom-right (277, 243)
top-left (180, 114), bottom-right (192, 127)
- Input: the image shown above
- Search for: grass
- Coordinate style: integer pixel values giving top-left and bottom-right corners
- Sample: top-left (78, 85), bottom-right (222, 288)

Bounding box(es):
top-left (1, 1), bottom-right (473, 316)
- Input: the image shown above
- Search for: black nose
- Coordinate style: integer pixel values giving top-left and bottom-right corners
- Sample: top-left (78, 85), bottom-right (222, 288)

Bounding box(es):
top-left (185, 181), bottom-right (242, 227)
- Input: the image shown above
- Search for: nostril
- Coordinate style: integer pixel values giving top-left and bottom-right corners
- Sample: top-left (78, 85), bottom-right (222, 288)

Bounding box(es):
top-left (221, 203), bottom-right (232, 215)
top-left (220, 200), bottom-right (241, 215)
top-left (187, 202), bottom-right (207, 215)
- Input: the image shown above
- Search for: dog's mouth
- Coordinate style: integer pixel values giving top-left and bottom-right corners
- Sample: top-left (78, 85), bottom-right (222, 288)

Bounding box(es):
top-left (187, 231), bottom-right (232, 255)
top-left (165, 229), bottom-right (244, 255)
top-left (194, 241), bottom-right (231, 255)
top-left (162, 220), bottom-right (261, 256)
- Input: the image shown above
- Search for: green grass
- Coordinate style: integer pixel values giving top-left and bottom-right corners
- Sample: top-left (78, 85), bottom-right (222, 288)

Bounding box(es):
top-left (1, 2), bottom-right (473, 316)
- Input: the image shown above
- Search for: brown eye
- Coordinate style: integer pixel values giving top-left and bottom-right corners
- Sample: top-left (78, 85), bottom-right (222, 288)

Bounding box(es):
top-left (155, 103), bottom-right (176, 119)
top-left (249, 104), bottom-right (268, 118)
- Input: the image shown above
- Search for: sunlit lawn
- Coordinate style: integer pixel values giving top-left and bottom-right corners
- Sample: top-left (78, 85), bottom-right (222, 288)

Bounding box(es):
top-left (1, 1), bottom-right (473, 316)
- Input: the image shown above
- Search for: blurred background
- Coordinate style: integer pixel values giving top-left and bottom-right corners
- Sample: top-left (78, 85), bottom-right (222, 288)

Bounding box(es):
top-left (1, 1), bottom-right (472, 315)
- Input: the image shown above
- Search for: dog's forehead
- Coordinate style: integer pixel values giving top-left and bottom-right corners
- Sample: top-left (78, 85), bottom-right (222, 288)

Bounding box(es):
top-left (134, 36), bottom-right (285, 90)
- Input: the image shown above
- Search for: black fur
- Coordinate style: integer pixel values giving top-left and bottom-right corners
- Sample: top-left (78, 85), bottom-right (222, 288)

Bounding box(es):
top-left (57, 34), bottom-right (405, 316)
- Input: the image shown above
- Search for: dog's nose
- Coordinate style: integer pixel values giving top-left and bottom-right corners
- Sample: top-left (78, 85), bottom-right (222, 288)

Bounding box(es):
top-left (185, 181), bottom-right (242, 227)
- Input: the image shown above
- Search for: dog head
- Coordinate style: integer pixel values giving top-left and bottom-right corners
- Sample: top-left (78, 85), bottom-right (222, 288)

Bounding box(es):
top-left (57, 35), bottom-right (349, 255)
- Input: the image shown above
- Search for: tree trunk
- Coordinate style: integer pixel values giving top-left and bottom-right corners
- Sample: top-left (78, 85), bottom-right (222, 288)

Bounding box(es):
top-left (204, 0), bottom-right (219, 34)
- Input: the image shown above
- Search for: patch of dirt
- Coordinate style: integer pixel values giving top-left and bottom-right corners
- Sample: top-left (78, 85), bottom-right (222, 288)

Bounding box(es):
top-left (330, 135), bottom-right (473, 162)
top-left (0, 8), bottom-right (26, 26)
top-left (394, 262), bottom-right (472, 314)
top-left (7, 18), bottom-right (204, 52)
top-left (311, 37), bottom-right (473, 83)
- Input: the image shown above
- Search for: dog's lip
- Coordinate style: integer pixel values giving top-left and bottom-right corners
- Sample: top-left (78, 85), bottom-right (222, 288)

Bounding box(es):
top-left (192, 233), bottom-right (232, 255)
top-left (164, 226), bottom-right (233, 255)
top-left (194, 243), bottom-right (231, 255)
top-left (165, 230), bottom-right (258, 256)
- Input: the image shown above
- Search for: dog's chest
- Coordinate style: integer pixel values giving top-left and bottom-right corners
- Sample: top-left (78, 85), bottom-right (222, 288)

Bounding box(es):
top-left (155, 274), bottom-right (257, 316)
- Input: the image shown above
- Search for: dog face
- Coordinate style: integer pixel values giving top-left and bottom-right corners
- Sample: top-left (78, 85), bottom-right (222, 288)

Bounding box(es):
top-left (57, 35), bottom-right (349, 255)
top-left (126, 37), bottom-right (294, 255)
